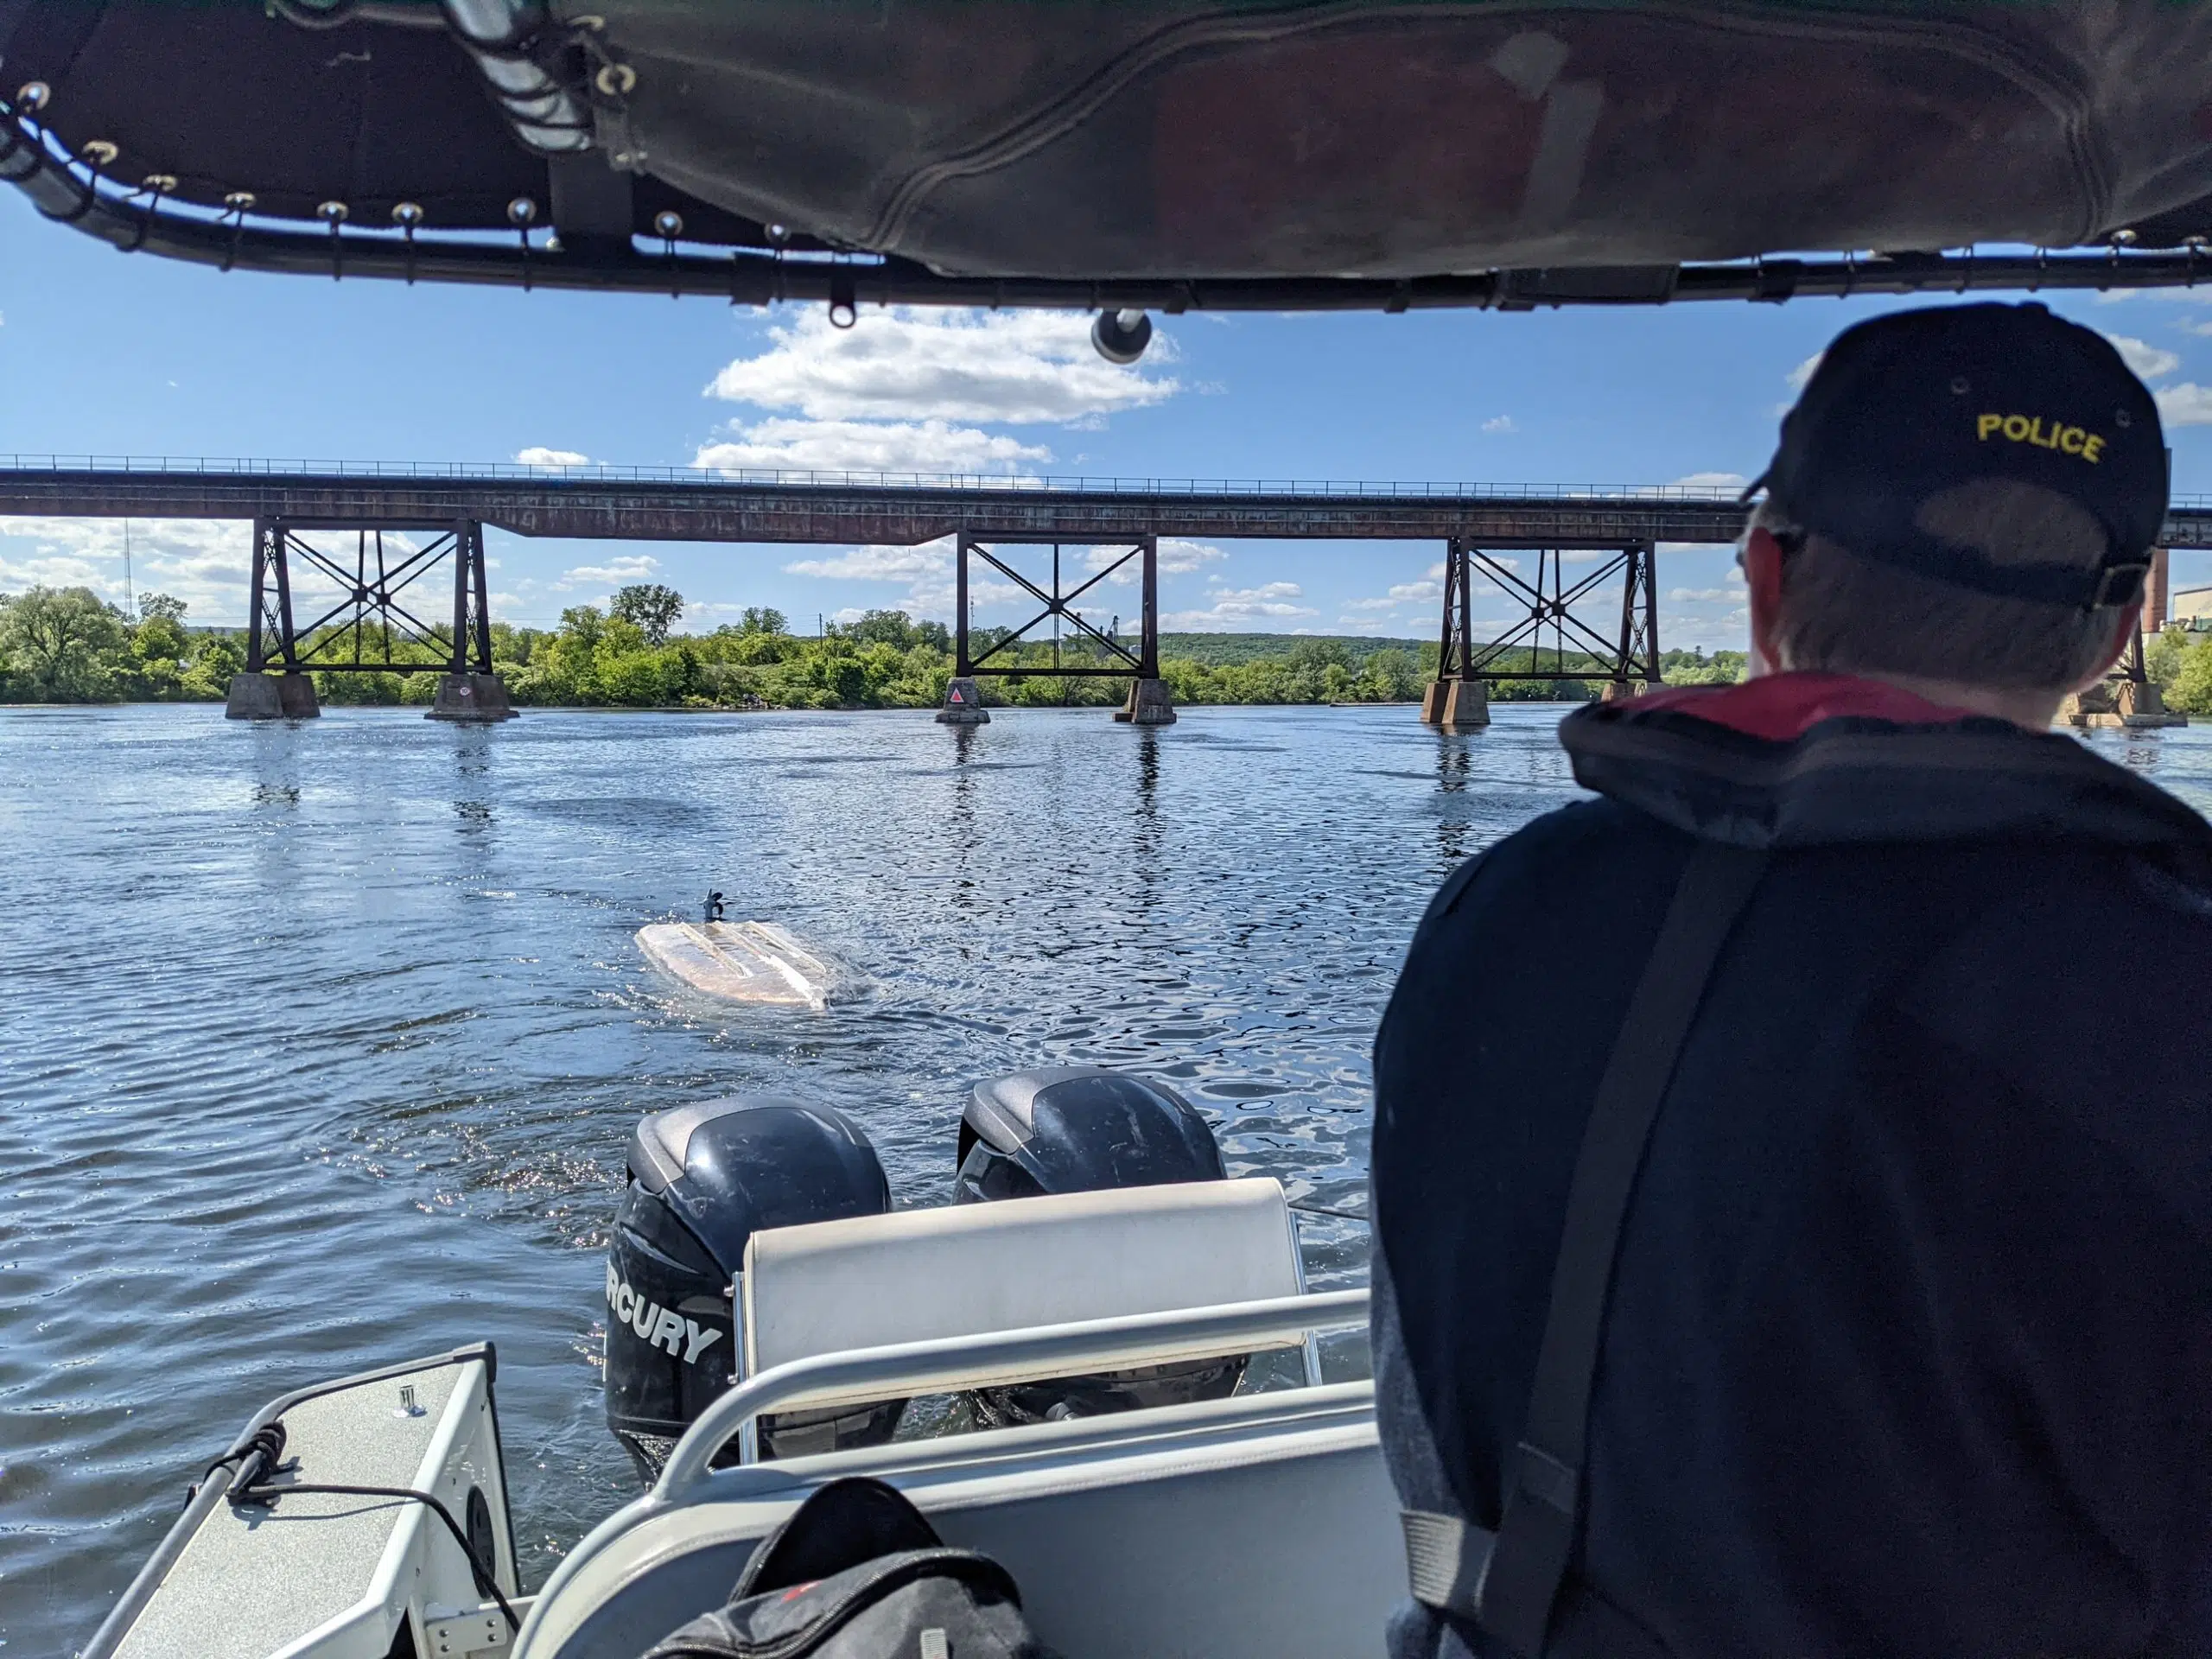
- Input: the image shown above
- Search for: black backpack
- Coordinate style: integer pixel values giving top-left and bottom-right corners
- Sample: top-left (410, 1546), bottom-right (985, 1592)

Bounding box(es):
top-left (645, 1476), bottom-right (1059, 1659)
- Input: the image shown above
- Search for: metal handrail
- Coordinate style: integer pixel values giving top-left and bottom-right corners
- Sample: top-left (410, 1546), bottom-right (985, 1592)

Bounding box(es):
top-left (0, 453), bottom-right (1756, 501)
top-left (653, 1287), bottom-right (1371, 1501)
top-left (9, 454), bottom-right (2208, 512)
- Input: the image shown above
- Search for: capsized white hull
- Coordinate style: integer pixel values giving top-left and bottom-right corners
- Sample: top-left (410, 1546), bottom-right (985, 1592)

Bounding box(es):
top-left (635, 920), bottom-right (831, 1010)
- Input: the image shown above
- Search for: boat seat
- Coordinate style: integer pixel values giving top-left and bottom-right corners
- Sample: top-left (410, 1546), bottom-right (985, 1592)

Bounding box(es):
top-left (516, 1382), bottom-right (1399, 1659)
top-left (741, 1177), bottom-right (1310, 1380)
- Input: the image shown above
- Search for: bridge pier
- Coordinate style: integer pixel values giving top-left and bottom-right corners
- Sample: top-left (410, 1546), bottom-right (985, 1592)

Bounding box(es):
top-left (2064, 578), bottom-right (2186, 728)
top-left (937, 676), bottom-right (989, 724)
top-left (225, 671), bottom-right (320, 720)
top-left (1421, 537), bottom-right (1488, 728)
top-left (1422, 536), bottom-right (1659, 724)
top-left (951, 535), bottom-right (1172, 724)
top-left (225, 516), bottom-right (516, 723)
top-left (1116, 677), bottom-right (1177, 726)
top-left (428, 671), bottom-right (517, 722)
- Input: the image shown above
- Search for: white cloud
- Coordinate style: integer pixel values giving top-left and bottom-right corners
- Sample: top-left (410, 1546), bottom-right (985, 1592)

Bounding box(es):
top-left (2097, 287), bottom-right (2212, 306)
top-left (1346, 575), bottom-right (1446, 613)
top-left (784, 542), bottom-right (950, 584)
top-left (1082, 537), bottom-right (1225, 584)
top-left (2180, 320), bottom-right (2212, 337)
top-left (2155, 383), bottom-right (2212, 426)
top-left (1663, 607), bottom-right (1750, 649)
top-left (1672, 471), bottom-right (1748, 491)
top-left (0, 516), bottom-right (251, 621)
top-left (1159, 538), bottom-right (1224, 575)
top-left (1160, 582), bottom-right (1316, 629)
top-left (1668, 586), bottom-right (1740, 603)
top-left (1481, 415), bottom-right (1516, 435)
top-left (706, 307), bottom-right (1179, 425)
top-left (1786, 353), bottom-right (1823, 392)
top-left (516, 446), bottom-right (590, 467)
top-left (695, 418), bottom-right (1051, 476)
top-left (779, 537), bottom-right (1033, 618)
top-left (556, 554), bottom-right (659, 591)
top-left (2102, 334), bottom-right (2181, 380)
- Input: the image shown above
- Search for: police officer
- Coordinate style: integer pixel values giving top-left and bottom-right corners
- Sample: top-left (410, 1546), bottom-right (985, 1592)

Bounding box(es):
top-left (1371, 302), bottom-right (2212, 1658)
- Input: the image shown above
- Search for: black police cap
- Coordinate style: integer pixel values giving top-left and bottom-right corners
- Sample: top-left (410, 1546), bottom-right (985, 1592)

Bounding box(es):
top-left (1748, 302), bottom-right (2168, 608)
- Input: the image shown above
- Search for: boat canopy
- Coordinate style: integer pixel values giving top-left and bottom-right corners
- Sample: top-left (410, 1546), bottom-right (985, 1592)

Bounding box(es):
top-left (7, 2), bottom-right (2212, 309)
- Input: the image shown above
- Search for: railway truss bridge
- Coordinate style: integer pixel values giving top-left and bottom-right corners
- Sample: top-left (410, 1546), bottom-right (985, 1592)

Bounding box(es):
top-left (4, 460), bottom-right (2207, 728)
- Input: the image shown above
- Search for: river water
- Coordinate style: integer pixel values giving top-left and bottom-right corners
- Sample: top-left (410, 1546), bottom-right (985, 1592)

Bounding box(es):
top-left (3, 702), bottom-right (2209, 1655)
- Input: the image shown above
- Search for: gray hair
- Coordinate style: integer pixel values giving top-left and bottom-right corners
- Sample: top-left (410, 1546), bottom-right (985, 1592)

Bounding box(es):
top-left (1747, 483), bottom-right (2131, 691)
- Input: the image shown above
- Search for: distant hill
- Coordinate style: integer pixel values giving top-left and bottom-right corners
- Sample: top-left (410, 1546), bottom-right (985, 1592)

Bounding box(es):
top-left (1155, 632), bottom-right (1428, 666)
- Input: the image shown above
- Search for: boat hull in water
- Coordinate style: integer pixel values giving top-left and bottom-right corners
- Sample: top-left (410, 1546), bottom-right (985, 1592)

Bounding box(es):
top-left (636, 922), bottom-right (831, 1010)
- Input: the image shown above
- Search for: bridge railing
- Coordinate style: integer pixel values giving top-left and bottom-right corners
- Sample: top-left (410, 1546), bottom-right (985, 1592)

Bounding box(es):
top-left (8, 454), bottom-right (2208, 517)
top-left (0, 453), bottom-right (1761, 503)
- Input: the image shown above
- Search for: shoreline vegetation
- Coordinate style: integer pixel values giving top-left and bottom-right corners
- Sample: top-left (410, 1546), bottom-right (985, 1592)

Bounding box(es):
top-left (9, 581), bottom-right (2210, 715)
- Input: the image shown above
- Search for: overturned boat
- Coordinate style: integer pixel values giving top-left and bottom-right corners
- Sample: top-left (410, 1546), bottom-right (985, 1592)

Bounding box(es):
top-left (84, 1070), bottom-right (1387, 1659)
top-left (635, 918), bottom-right (834, 1011)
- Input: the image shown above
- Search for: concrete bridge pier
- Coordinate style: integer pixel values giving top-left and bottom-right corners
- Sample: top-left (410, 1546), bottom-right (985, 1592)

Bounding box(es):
top-left (428, 671), bottom-right (518, 721)
top-left (1421, 679), bottom-right (1488, 728)
top-left (225, 672), bottom-right (321, 720)
top-left (937, 676), bottom-right (989, 724)
top-left (1116, 677), bottom-right (1177, 725)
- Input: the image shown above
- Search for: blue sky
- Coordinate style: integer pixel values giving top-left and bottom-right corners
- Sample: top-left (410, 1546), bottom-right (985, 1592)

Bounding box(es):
top-left (6, 180), bottom-right (2212, 650)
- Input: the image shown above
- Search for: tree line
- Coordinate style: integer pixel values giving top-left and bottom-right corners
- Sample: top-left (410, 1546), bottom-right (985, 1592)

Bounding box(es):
top-left (16, 580), bottom-right (2202, 713)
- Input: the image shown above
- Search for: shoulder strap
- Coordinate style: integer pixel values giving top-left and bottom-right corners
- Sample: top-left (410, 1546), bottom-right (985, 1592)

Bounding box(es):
top-left (1402, 840), bottom-right (1769, 1658)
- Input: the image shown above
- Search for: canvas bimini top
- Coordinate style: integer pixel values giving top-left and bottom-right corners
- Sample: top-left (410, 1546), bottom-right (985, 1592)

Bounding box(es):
top-left (10, 3), bottom-right (2212, 317)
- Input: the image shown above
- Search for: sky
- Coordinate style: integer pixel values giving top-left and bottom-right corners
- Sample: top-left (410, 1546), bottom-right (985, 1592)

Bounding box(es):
top-left (6, 180), bottom-right (2212, 652)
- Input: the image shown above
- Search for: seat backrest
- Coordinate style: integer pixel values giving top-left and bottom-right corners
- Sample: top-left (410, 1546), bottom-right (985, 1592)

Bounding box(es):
top-left (741, 1177), bottom-right (1304, 1376)
top-left (519, 1383), bottom-right (1398, 1659)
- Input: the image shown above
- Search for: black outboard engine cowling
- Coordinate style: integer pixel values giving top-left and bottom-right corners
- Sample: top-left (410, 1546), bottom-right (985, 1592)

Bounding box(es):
top-left (605, 1096), bottom-right (895, 1482)
top-left (952, 1068), bottom-right (1242, 1428)
top-left (955, 1068), bottom-right (1224, 1204)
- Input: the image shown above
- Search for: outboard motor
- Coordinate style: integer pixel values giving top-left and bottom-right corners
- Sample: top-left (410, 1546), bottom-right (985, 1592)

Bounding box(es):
top-left (955, 1067), bottom-right (1224, 1203)
top-left (605, 1096), bottom-right (896, 1482)
top-left (953, 1067), bottom-right (1243, 1427)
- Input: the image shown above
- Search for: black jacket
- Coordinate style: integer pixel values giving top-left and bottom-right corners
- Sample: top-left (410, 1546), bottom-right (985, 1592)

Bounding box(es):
top-left (1371, 674), bottom-right (2212, 1659)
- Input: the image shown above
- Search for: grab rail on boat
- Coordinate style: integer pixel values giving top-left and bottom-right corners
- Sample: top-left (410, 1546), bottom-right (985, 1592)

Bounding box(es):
top-left (655, 1287), bottom-right (1372, 1500)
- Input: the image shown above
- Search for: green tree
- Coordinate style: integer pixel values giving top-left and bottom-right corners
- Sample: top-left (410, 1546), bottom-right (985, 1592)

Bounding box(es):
top-left (2147, 626), bottom-right (2189, 689)
top-left (136, 592), bottom-right (188, 624)
top-left (116, 612), bottom-right (192, 700)
top-left (2164, 632), bottom-right (2212, 715)
top-left (0, 586), bottom-right (125, 701)
top-left (1358, 648), bottom-right (1421, 702)
top-left (180, 631), bottom-right (245, 699)
top-left (738, 606), bottom-right (788, 636)
top-left (610, 583), bottom-right (685, 646)
top-left (849, 609), bottom-right (921, 649)
top-left (1287, 638), bottom-right (1351, 672)
top-left (559, 604), bottom-right (605, 646)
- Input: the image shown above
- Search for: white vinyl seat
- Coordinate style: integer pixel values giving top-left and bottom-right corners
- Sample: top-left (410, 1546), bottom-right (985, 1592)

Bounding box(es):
top-left (741, 1176), bottom-right (1310, 1380)
top-left (517, 1382), bottom-right (1399, 1659)
top-left (512, 1187), bottom-right (1388, 1659)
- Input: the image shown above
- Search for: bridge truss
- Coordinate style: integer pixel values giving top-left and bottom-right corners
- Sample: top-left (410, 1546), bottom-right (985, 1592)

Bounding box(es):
top-left (245, 518), bottom-right (494, 678)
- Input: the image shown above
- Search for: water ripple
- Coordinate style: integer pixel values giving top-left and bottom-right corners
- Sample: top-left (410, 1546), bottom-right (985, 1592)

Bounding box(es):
top-left (4, 703), bottom-right (2205, 1655)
